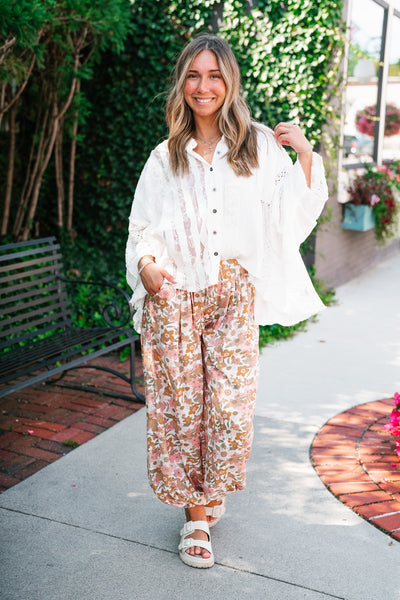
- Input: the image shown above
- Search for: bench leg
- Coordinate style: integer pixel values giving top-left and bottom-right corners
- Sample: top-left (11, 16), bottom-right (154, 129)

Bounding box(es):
top-left (128, 338), bottom-right (146, 403)
top-left (44, 344), bottom-right (145, 403)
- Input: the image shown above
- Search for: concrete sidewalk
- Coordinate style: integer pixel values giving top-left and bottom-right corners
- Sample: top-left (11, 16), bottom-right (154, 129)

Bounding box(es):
top-left (1, 248), bottom-right (400, 600)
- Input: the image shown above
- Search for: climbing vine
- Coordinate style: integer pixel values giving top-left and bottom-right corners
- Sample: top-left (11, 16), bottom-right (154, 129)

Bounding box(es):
top-left (219, 0), bottom-right (344, 148)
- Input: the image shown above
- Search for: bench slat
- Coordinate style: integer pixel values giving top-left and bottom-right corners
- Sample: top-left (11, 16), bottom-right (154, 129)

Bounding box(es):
top-left (0, 236), bottom-right (57, 254)
top-left (0, 320), bottom-right (73, 351)
top-left (0, 275), bottom-right (60, 304)
top-left (2, 293), bottom-right (63, 324)
top-left (0, 327), bottom-right (132, 381)
top-left (1, 262), bottom-right (62, 284)
top-left (0, 252), bottom-right (63, 274)
top-left (0, 283), bottom-right (59, 309)
top-left (0, 311), bottom-right (67, 344)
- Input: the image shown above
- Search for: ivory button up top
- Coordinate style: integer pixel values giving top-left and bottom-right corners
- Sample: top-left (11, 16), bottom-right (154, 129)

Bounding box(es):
top-left (126, 126), bottom-right (329, 333)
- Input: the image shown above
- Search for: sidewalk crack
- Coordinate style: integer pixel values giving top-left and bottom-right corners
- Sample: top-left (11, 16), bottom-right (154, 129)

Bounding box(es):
top-left (1, 505), bottom-right (346, 599)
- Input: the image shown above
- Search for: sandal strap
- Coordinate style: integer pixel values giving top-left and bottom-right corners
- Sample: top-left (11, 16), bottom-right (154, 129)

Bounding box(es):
top-left (178, 537), bottom-right (213, 553)
top-left (205, 499), bottom-right (226, 518)
top-left (180, 520), bottom-right (210, 538)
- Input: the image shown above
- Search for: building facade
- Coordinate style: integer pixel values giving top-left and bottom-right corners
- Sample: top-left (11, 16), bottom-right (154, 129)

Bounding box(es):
top-left (315, 0), bottom-right (400, 287)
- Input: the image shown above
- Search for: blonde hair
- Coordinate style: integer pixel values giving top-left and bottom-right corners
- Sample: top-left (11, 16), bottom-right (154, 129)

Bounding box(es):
top-left (166, 34), bottom-right (260, 177)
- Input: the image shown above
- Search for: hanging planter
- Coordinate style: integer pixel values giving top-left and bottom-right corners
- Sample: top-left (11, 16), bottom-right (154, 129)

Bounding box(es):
top-left (342, 203), bottom-right (376, 231)
top-left (355, 103), bottom-right (400, 137)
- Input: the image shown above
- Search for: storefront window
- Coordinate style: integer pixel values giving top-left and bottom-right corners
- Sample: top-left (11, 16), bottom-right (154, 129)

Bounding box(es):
top-left (343, 0), bottom-right (385, 165)
top-left (382, 13), bottom-right (400, 161)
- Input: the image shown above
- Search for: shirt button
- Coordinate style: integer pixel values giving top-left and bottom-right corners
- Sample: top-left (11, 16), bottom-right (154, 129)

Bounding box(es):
top-left (213, 230), bottom-right (217, 235)
top-left (210, 167), bottom-right (213, 172)
top-left (214, 251), bottom-right (219, 256)
top-left (212, 188), bottom-right (216, 192)
top-left (212, 209), bottom-right (217, 213)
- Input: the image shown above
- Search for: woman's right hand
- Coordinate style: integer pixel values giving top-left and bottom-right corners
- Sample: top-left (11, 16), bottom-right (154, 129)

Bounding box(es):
top-left (140, 262), bottom-right (176, 296)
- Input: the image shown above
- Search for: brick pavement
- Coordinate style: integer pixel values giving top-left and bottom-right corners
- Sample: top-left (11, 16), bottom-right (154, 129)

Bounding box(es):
top-left (0, 354), bottom-right (144, 492)
top-left (311, 398), bottom-right (400, 542)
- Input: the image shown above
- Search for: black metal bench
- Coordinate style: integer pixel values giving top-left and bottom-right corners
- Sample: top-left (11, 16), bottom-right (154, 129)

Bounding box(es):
top-left (0, 237), bottom-right (145, 402)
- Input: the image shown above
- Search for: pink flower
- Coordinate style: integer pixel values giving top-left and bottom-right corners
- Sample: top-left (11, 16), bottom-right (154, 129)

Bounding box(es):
top-left (377, 166), bottom-right (393, 178)
top-left (370, 193), bottom-right (380, 206)
top-left (161, 464), bottom-right (173, 476)
top-left (384, 393), bottom-right (400, 463)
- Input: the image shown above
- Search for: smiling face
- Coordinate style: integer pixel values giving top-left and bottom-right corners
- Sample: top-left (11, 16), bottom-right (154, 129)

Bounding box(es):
top-left (183, 50), bottom-right (226, 123)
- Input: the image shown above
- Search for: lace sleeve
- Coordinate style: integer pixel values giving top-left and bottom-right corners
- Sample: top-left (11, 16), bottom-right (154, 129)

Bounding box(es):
top-left (310, 154), bottom-right (329, 198)
top-left (275, 152), bottom-right (328, 244)
top-left (129, 229), bottom-right (144, 243)
top-left (259, 134), bottom-right (328, 246)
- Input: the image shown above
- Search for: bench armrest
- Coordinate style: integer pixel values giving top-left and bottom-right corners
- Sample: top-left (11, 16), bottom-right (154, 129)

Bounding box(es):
top-left (57, 274), bottom-right (133, 329)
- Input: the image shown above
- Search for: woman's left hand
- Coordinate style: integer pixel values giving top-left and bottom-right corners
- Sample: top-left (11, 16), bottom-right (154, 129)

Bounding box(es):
top-left (274, 122), bottom-right (312, 155)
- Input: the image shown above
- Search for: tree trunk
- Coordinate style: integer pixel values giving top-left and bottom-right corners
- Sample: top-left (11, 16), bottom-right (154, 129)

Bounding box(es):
top-left (67, 80), bottom-right (80, 233)
top-left (13, 95), bottom-right (51, 238)
top-left (20, 76), bottom-right (78, 240)
top-left (1, 98), bottom-right (17, 236)
top-left (55, 120), bottom-right (64, 228)
top-left (0, 54), bottom-right (35, 130)
top-left (0, 84), bottom-right (5, 130)
top-left (21, 95), bottom-right (60, 241)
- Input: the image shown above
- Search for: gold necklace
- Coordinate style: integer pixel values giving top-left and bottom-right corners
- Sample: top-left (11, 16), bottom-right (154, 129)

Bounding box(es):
top-left (194, 135), bottom-right (221, 150)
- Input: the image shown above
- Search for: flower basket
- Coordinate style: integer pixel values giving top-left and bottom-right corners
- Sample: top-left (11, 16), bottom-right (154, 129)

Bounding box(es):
top-left (345, 162), bottom-right (400, 242)
top-left (355, 104), bottom-right (400, 138)
top-left (342, 203), bottom-right (376, 231)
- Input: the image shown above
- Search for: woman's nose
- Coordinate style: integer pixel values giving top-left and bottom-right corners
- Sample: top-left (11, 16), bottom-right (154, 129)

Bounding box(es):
top-left (197, 76), bottom-right (208, 92)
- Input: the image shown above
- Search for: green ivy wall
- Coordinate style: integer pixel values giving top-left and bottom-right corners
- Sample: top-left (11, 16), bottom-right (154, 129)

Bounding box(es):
top-left (67, 0), bottom-right (344, 283)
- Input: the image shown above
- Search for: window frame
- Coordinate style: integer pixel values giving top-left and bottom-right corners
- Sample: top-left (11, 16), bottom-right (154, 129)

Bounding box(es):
top-left (343, 0), bottom-right (400, 170)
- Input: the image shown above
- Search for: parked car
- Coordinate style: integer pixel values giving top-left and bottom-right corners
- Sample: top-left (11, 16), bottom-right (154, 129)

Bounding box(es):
top-left (343, 134), bottom-right (374, 159)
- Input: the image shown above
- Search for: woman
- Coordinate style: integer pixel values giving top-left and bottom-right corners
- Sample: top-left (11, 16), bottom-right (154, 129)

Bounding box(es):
top-left (126, 34), bottom-right (328, 569)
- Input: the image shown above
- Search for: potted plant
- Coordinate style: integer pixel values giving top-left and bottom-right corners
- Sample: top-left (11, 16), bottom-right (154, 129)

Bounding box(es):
top-left (344, 161), bottom-right (400, 242)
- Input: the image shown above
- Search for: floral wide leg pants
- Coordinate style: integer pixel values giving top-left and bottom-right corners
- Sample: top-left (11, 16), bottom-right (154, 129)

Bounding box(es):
top-left (141, 260), bottom-right (259, 508)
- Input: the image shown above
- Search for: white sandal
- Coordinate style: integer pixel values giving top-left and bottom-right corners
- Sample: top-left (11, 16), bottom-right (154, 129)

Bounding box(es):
top-left (205, 497), bottom-right (226, 528)
top-left (178, 520), bottom-right (214, 569)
